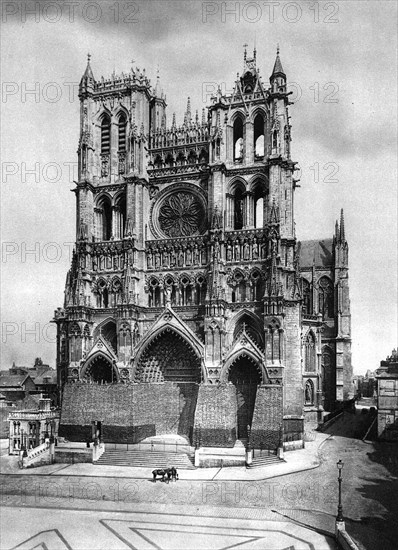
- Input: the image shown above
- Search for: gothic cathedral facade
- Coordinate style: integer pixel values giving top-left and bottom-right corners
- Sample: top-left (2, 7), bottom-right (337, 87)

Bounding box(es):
top-left (54, 49), bottom-right (353, 450)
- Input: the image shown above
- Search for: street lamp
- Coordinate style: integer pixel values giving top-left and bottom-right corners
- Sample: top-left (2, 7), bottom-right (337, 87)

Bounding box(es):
top-left (336, 459), bottom-right (344, 522)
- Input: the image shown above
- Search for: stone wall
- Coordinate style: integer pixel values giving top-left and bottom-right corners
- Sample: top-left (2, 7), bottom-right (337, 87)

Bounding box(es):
top-left (249, 385), bottom-right (283, 450)
top-left (59, 382), bottom-right (198, 443)
top-left (193, 384), bottom-right (237, 447)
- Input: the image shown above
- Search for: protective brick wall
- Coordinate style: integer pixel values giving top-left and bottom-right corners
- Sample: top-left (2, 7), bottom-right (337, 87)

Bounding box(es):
top-left (193, 384), bottom-right (237, 447)
top-left (59, 382), bottom-right (198, 444)
top-left (249, 385), bottom-right (283, 450)
top-left (283, 417), bottom-right (304, 444)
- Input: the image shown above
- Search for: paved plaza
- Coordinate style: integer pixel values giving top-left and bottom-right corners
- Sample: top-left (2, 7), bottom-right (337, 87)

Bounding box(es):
top-left (1, 500), bottom-right (339, 550)
top-left (1, 412), bottom-right (397, 550)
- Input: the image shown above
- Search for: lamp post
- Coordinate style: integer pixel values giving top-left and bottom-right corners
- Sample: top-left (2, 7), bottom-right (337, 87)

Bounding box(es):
top-left (336, 459), bottom-right (344, 522)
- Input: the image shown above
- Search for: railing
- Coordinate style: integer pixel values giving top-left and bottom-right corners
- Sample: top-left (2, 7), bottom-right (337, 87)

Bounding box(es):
top-left (148, 163), bottom-right (206, 177)
top-left (9, 411), bottom-right (58, 421)
top-left (26, 441), bottom-right (49, 460)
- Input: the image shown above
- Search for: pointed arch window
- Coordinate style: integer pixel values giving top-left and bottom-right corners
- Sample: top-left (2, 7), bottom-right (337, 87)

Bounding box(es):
top-left (96, 196), bottom-right (112, 241)
top-left (101, 115), bottom-right (111, 155)
top-left (118, 113), bottom-right (127, 152)
top-left (233, 187), bottom-right (244, 230)
top-left (318, 277), bottom-right (334, 319)
top-left (253, 184), bottom-right (264, 228)
top-left (254, 113), bottom-right (265, 158)
top-left (304, 332), bottom-right (316, 372)
top-left (302, 279), bottom-right (312, 314)
top-left (272, 129), bottom-right (278, 150)
top-left (233, 117), bottom-right (243, 161)
top-left (251, 269), bottom-right (263, 301)
top-left (114, 193), bottom-right (126, 239)
top-left (195, 276), bottom-right (207, 305)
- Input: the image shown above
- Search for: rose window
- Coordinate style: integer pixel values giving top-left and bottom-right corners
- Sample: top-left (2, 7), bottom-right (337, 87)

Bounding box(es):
top-left (158, 192), bottom-right (205, 238)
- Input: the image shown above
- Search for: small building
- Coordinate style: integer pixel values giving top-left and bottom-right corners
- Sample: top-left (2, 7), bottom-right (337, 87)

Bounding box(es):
top-left (0, 373), bottom-right (36, 403)
top-left (8, 397), bottom-right (59, 455)
top-left (2, 358), bottom-right (59, 406)
top-left (376, 348), bottom-right (398, 440)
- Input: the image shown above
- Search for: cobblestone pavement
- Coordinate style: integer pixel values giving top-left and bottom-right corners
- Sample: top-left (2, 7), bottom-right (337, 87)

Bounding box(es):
top-left (1, 411), bottom-right (397, 550)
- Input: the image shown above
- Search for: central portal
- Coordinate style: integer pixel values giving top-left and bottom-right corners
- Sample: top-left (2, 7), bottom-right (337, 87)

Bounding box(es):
top-left (228, 355), bottom-right (262, 440)
top-left (135, 329), bottom-right (201, 383)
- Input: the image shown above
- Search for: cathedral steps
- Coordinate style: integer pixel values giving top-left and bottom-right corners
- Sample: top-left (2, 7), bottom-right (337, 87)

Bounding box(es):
top-left (247, 455), bottom-right (285, 468)
top-left (94, 449), bottom-right (196, 469)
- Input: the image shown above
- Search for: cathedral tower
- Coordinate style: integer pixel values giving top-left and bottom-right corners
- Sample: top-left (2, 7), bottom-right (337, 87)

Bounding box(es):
top-left (54, 48), bottom-right (352, 451)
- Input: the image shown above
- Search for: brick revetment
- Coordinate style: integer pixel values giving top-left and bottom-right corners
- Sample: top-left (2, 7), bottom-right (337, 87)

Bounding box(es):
top-left (54, 47), bottom-right (353, 453)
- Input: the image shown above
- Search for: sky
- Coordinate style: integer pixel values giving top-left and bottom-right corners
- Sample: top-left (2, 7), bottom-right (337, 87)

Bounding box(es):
top-left (1, 0), bottom-right (397, 374)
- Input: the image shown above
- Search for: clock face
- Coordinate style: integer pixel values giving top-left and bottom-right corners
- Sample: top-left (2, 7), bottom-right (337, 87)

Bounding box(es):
top-left (158, 191), bottom-right (206, 238)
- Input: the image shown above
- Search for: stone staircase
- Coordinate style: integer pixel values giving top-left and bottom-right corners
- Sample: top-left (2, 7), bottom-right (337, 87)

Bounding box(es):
top-left (247, 453), bottom-right (285, 468)
top-left (94, 449), bottom-right (196, 469)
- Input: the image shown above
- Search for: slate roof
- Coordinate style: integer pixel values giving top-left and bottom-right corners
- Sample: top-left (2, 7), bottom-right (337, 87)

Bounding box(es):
top-left (271, 53), bottom-right (285, 76)
top-left (34, 369), bottom-right (57, 385)
top-left (0, 373), bottom-right (30, 388)
top-left (299, 239), bottom-right (334, 269)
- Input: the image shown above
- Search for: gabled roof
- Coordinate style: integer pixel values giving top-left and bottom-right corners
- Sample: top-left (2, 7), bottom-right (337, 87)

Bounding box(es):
top-left (33, 369), bottom-right (57, 385)
top-left (0, 373), bottom-right (32, 388)
top-left (299, 239), bottom-right (334, 268)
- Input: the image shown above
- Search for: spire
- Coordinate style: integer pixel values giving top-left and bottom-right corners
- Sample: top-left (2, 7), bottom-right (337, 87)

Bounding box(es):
top-left (82, 53), bottom-right (94, 80)
top-left (340, 208), bottom-right (345, 242)
top-left (335, 220), bottom-right (339, 240)
top-left (185, 97), bottom-right (191, 124)
top-left (154, 67), bottom-right (162, 98)
top-left (243, 42), bottom-right (248, 63)
top-left (195, 109), bottom-right (199, 124)
top-left (172, 112), bottom-right (176, 129)
top-left (271, 44), bottom-right (286, 79)
top-left (202, 108), bottom-right (206, 125)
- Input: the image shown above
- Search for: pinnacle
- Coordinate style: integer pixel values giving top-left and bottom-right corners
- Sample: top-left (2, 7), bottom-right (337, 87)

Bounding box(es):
top-left (271, 46), bottom-right (285, 78)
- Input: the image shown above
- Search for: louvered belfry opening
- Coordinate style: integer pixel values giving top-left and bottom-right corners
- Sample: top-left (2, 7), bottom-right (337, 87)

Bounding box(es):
top-left (101, 115), bottom-right (111, 154)
top-left (118, 113), bottom-right (127, 151)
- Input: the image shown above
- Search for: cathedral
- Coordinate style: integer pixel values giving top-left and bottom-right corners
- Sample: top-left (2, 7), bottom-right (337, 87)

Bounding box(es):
top-left (54, 47), bottom-right (353, 452)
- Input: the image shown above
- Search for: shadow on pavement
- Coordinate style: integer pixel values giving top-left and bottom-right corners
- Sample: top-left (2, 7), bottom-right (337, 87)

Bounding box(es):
top-left (347, 441), bottom-right (398, 550)
top-left (322, 409), bottom-right (377, 440)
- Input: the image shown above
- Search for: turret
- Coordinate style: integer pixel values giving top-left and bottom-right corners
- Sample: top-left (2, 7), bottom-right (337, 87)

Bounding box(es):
top-left (79, 53), bottom-right (95, 98)
top-left (151, 69), bottom-right (167, 131)
top-left (270, 45), bottom-right (286, 93)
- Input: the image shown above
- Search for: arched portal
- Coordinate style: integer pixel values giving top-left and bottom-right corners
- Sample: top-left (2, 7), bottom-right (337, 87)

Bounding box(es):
top-left (228, 354), bottom-right (262, 440)
top-left (83, 354), bottom-right (118, 384)
top-left (135, 329), bottom-right (201, 383)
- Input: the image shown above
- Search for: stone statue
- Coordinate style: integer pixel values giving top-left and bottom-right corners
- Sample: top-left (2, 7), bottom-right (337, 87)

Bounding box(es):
top-left (193, 244), bottom-right (199, 265)
top-left (252, 239), bottom-right (258, 259)
top-left (235, 242), bottom-right (241, 261)
top-left (243, 242), bottom-right (250, 261)
top-left (147, 250), bottom-right (153, 268)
